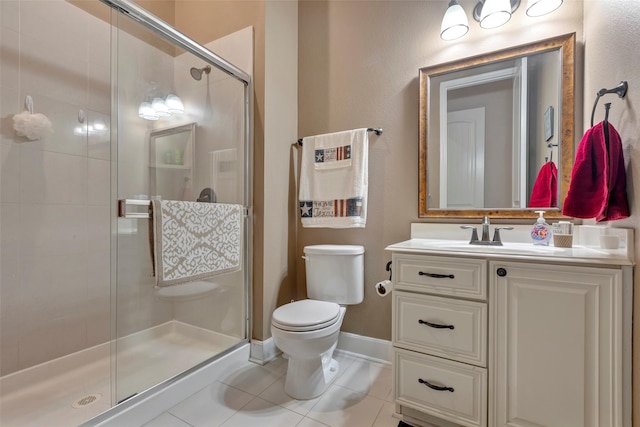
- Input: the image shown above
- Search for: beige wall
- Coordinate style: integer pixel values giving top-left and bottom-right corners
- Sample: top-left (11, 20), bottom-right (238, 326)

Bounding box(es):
top-left (583, 1), bottom-right (640, 424)
top-left (298, 0), bottom-right (583, 340)
top-left (263, 1), bottom-right (299, 339)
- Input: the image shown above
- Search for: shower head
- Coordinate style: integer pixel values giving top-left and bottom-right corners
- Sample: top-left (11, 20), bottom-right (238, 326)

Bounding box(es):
top-left (190, 65), bottom-right (211, 81)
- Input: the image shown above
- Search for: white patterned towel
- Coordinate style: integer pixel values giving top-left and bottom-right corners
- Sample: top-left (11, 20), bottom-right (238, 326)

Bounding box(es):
top-left (152, 200), bottom-right (243, 287)
top-left (299, 128), bottom-right (368, 228)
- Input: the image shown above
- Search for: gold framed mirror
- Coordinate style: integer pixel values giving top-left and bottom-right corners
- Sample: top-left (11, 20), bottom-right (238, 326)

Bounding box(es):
top-left (419, 33), bottom-right (575, 219)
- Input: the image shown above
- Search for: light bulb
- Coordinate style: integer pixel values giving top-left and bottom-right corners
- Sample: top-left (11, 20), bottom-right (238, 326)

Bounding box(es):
top-left (151, 98), bottom-right (170, 117)
top-left (165, 94), bottom-right (185, 114)
top-left (440, 0), bottom-right (469, 41)
top-left (138, 102), bottom-right (159, 120)
top-left (480, 0), bottom-right (512, 29)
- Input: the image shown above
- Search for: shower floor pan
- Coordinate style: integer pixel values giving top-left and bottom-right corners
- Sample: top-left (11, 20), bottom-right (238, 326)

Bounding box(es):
top-left (0, 321), bottom-right (241, 427)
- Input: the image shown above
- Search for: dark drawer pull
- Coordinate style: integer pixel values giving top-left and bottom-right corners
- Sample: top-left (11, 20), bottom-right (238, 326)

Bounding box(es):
top-left (418, 271), bottom-right (454, 279)
top-left (418, 378), bottom-right (454, 392)
top-left (418, 319), bottom-right (454, 330)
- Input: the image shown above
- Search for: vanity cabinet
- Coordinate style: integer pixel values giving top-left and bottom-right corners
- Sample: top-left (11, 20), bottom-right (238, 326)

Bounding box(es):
top-left (490, 261), bottom-right (624, 427)
top-left (392, 254), bottom-right (489, 427)
top-left (388, 241), bottom-right (632, 427)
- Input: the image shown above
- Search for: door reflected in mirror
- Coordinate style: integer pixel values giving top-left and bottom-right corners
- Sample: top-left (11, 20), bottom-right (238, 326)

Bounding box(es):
top-left (419, 33), bottom-right (575, 219)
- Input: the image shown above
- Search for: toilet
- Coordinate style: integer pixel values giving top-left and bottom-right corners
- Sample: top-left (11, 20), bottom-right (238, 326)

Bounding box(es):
top-left (271, 244), bottom-right (364, 400)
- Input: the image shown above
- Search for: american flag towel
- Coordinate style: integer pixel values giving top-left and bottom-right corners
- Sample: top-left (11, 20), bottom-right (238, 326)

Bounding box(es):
top-left (299, 128), bottom-right (368, 228)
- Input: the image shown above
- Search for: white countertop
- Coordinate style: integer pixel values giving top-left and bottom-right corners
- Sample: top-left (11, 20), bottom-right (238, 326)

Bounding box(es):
top-left (385, 223), bottom-right (634, 266)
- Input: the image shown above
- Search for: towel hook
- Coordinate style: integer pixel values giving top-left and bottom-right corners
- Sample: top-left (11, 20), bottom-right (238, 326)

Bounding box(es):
top-left (547, 142), bottom-right (558, 163)
top-left (24, 95), bottom-right (34, 114)
top-left (590, 81), bottom-right (628, 127)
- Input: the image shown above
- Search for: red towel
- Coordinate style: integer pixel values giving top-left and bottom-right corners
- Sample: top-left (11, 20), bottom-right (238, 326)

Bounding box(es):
top-left (562, 122), bottom-right (629, 221)
top-left (529, 161), bottom-right (558, 208)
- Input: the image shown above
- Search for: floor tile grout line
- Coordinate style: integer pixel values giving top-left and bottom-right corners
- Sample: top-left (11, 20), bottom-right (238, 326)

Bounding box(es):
top-left (218, 395), bottom-right (304, 427)
top-left (298, 415), bottom-right (333, 427)
top-left (166, 412), bottom-right (196, 427)
top-left (370, 398), bottom-right (388, 427)
top-left (167, 381), bottom-right (262, 427)
top-left (302, 385), bottom-right (389, 427)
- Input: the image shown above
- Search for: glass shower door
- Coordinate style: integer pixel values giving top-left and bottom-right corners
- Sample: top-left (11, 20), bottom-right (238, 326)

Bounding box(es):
top-left (111, 6), bottom-right (250, 404)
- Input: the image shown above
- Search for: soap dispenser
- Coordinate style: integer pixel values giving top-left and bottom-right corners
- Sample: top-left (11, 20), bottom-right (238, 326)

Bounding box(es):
top-left (531, 210), bottom-right (552, 246)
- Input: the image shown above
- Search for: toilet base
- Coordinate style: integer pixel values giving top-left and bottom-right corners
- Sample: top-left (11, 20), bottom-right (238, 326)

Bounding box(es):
top-left (284, 345), bottom-right (339, 400)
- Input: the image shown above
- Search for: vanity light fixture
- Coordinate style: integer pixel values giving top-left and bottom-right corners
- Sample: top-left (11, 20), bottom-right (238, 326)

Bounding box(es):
top-left (526, 0), bottom-right (563, 17)
top-left (440, 0), bottom-right (469, 41)
top-left (441, 0), bottom-right (561, 41)
top-left (138, 83), bottom-right (185, 121)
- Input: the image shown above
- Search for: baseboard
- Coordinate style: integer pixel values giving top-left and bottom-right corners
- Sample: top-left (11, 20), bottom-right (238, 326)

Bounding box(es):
top-left (250, 332), bottom-right (391, 365)
top-left (249, 337), bottom-right (280, 365)
top-left (336, 331), bottom-right (392, 364)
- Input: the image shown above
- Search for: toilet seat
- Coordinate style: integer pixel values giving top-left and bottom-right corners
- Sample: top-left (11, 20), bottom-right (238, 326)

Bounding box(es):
top-left (272, 300), bottom-right (341, 332)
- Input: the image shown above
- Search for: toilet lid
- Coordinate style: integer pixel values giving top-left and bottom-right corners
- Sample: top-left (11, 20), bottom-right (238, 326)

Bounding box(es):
top-left (272, 300), bottom-right (341, 332)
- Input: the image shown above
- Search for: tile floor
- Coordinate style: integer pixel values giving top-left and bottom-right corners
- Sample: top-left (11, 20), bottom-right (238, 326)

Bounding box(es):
top-left (142, 351), bottom-right (401, 427)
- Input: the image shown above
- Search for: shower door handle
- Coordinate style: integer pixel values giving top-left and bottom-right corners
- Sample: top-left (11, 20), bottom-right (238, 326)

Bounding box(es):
top-left (118, 199), bottom-right (152, 219)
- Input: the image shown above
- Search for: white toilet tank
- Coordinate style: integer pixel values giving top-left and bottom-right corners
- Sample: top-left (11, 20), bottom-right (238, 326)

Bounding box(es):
top-left (304, 245), bottom-right (364, 305)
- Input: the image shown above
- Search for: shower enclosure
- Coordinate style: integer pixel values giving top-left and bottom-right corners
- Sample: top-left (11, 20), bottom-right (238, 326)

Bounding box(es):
top-left (0, 0), bottom-right (252, 425)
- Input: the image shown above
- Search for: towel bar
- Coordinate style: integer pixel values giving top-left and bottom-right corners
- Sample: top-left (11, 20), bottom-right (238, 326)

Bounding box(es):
top-left (297, 127), bottom-right (382, 145)
top-left (118, 199), bottom-right (250, 219)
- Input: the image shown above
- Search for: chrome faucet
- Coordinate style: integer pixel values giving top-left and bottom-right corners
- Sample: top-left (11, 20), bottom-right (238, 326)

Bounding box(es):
top-left (481, 216), bottom-right (491, 242)
top-left (460, 216), bottom-right (513, 246)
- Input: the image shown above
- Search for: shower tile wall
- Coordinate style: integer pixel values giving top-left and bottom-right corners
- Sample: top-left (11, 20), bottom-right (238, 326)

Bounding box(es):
top-left (1, 0), bottom-right (253, 377)
top-left (0, 0), bottom-right (112, 375)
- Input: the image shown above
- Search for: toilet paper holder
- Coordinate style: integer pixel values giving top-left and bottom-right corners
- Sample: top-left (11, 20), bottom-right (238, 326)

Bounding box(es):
top-left (376, 261), bottom-right (393, 295)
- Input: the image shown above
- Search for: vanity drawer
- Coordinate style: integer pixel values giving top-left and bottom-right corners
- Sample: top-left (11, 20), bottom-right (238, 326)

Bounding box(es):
top-left (394, 254), bottom-right (487, 300)
top-left (393, 291), bottom-right (487, 367)
top-left (394, 348), bottom-right (487, 427)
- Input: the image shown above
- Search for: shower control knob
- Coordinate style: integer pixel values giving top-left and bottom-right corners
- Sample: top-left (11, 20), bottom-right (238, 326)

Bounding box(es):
top-left (497, 268), bottom-right (507, 277)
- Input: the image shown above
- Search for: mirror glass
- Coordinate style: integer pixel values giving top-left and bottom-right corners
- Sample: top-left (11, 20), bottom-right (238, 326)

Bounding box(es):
top-left (419, 33), bottom-right (575, 219)
top-left (149, 122), bottom-right (196, 201)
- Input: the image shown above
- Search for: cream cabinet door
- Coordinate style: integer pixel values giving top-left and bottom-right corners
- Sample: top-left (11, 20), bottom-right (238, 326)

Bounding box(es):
top-left (489, 261), bottom-right (623, 427)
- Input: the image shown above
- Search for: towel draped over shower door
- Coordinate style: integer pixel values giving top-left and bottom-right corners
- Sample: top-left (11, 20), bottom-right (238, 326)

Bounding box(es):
top-left (151, 200), bottom-right (243, 287)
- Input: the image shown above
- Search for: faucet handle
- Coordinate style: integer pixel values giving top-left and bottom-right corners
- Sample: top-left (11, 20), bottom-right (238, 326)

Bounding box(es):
top-left (460, 225), bottom-right (479, 243)
top-left (492, 226), bottom-right (514, 244)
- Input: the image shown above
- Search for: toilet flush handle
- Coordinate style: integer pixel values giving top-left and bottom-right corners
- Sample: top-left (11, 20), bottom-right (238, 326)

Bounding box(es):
top-left (301, 255), bottom-right (309, 261)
